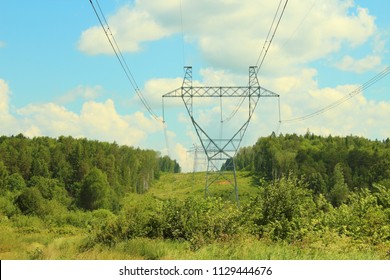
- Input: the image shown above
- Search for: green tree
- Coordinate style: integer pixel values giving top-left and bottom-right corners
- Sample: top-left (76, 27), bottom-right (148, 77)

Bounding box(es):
top-left (7, 173), bottom-right (26, 192)
top-left (0, 161), bottom-right (9, 191)
top-left (79, 168), bottom-right (113, 211)
top-left (328, 163), bottom-right (349, 207)
top-left (15, 187), bottom-right (46, 216)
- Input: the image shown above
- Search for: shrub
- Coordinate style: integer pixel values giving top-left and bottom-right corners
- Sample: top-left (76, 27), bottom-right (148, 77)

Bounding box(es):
top-left (94, 195), bottom-right (242, 249)
top-left (252, 175), bottom-right (317, 241)
top-left (15, 187), bottom-right (47, 217)
top-left (150, 197), bottom-right (241, 249)
top-left (79, 168), bottom-right (114, 211)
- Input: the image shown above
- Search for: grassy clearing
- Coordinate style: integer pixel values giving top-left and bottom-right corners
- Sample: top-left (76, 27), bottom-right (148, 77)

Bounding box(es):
top-left (150, 171), bottom-right (258, 204)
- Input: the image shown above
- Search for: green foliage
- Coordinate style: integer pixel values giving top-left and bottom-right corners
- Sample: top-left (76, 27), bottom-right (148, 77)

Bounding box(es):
top-left (154, 197), bottom-right (241, 249)
top-left (234, 134), bottom-right (390, 199)
top-left (159, 155), bottom-right (181, 173)
top-left (0, 193), bottom-right (19, 217)
top-left (251, 175), bottom-right (317, 241)
top-left (0, 161), bottom-right (9, 191)
top-left (94, 194), bottom-right (158, 246)
top-left (7, 173), bottom-right (27, 192)
top-left (79, 168), bottom-right (114, 211)
top-left (95, 195), bottom-right (242, 250)
top-left (328, 163), bottom-right (349, 207)
top-left (15, 187), bottom-right (47, 217)
top-left (0, 134), bottom-right (180, 215)
top-left (323, 188), bottom-right (390, 244)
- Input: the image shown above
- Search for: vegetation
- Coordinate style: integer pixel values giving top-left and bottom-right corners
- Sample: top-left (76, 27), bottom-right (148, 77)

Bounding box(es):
top-left (0, 133), bottom-right (390, 259)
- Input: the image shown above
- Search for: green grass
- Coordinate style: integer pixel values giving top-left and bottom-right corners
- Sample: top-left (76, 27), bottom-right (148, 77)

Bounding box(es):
top-left (0, 219), bottom-right (388, 260)
top-left (151, 171), bottom-right (259, 204)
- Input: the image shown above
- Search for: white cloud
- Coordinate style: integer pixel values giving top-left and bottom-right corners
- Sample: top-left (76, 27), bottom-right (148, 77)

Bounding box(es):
top-left (335, 55), bottom-right (382, 73)
top-left (0, 79), bottom-right (10, 113)
top-left (0, 80), bottom-right (162, 147)
top-left (56, 85), bottom-right (102, 104)
top-left (172, 142), bottom-right (193, 173)
top-left (0, 79), bottom-right (19, 134)
top-left (142, 77), bottom-right (183, 107)
top-left (79, 0), bottom-right (380, 76)
top-left (259, 68), bottom-right (390, 140)
top-left (17, 103), bottom-right (80, 137)
top-left (78, 4), bottom-right (173, 55)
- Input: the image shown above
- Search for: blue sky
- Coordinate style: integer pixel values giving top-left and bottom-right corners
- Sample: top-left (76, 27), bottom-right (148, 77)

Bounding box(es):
top-left (1, 0), bottom-right (390, 171)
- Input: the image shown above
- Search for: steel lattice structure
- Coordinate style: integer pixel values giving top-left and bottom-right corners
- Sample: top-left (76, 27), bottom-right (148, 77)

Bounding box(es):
top-left (163, 66), bottom-right (279, 204)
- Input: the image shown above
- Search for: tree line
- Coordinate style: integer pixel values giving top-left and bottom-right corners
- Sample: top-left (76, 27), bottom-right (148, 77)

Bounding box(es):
top-left (230, 132), bottom-right (390, 207)
top-left (0, 134), bottom-right (180, 212)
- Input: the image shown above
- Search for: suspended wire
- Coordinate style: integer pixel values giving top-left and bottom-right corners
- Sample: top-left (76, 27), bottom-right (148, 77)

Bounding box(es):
top-left (282, 66), bottom-right (390, 123)
top-left (280, 0), bottom-right (316, 48)
top-left (89, 0), bottom-right (160, 121)
top-left (222, 96), bottom-right (247, 123)
top-left (255, 0), bottom-right (282, 69)
top-left (255, 0), bottom-right (289, 74)
top-left (224, 0), bottom-right (288, 124)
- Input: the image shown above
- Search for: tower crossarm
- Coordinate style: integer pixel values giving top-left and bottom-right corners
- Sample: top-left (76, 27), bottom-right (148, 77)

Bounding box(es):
top-left (163, 86), bottom-right (279, 98)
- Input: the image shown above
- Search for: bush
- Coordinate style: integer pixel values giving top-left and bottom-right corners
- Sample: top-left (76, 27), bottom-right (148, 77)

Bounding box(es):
top-left (94, 195), bottom-right (242, 249)
top-left (251, 175), bottom-right (317, 241)
top-left (15, 187), bottom-right (47, 217)
top-left (0, 194), bottom-right (19, 217)
top-left (323, 188), bottom-right (390, 244)
top-left (150, 197), bottom-right (241, 249)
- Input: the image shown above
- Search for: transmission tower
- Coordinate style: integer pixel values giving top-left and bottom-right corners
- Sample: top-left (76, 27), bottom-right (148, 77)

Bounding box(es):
top-left (187, 144), bottom-right (207, 190)
top-left (187, 144), bottom-right (207, 173)
top-left (163, 66), bottom-right (279, 204)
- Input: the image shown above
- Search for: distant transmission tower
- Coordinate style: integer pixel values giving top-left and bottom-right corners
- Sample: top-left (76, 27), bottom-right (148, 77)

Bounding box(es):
top-left (187, 143), bottom-right (207, 190)
top-left (187, 143), bottom-right (207, 173)
top-left (163, 66), bottom-right (279, 204)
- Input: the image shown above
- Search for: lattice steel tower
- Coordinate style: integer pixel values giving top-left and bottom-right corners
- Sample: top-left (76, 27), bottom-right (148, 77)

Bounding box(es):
top-left (163, 66), bottom-right (279, 204)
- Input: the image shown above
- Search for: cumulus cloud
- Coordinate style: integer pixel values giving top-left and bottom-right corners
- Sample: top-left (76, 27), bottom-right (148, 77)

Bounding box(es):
top-left (56, 85), bottom-right (102, 104)
top-left (256, 68), bottom-right (390, 140)
top-left (1, 79), bottom-right (162, 147)
top-left (78, 4), bottom-right (173, 55)
top-left (17, 99), bottom-right (161, 146)
top-left (0, 79), bottom-right (19, 134)
top-left (79, 0), bottom-right (380, 75)
top-left (0, 79), bottom-right (10, 113)
top-left (335, 55), bottom-right (382, 73)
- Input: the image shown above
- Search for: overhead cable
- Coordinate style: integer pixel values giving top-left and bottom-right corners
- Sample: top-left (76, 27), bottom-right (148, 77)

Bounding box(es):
top-left (282, 66), bottom-right (390, 123)
top-left (89, 0), bottom-right (160, 121)
top-left (224, 1), bottom-right (288, 124)
top-left (255, 0), bottom-right (289, 74)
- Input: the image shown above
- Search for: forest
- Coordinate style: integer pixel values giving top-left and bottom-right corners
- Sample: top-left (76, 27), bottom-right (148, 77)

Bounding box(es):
top-left (0, 133), bottom-right (390, 259)
top-left (232, 132), bottom-right (390, 207)
top-left (0, 134), bottom-right (180, 213)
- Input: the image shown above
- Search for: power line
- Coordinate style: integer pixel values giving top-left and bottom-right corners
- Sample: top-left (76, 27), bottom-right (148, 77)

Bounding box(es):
top-left (282, 66), bottom-right (390, 123)
top-left (89, 0), bottom-right (160, 121)
top-left (255, 0), bottom-right (289, 74)
top-left (224, 1), bottom-right (288, 124)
